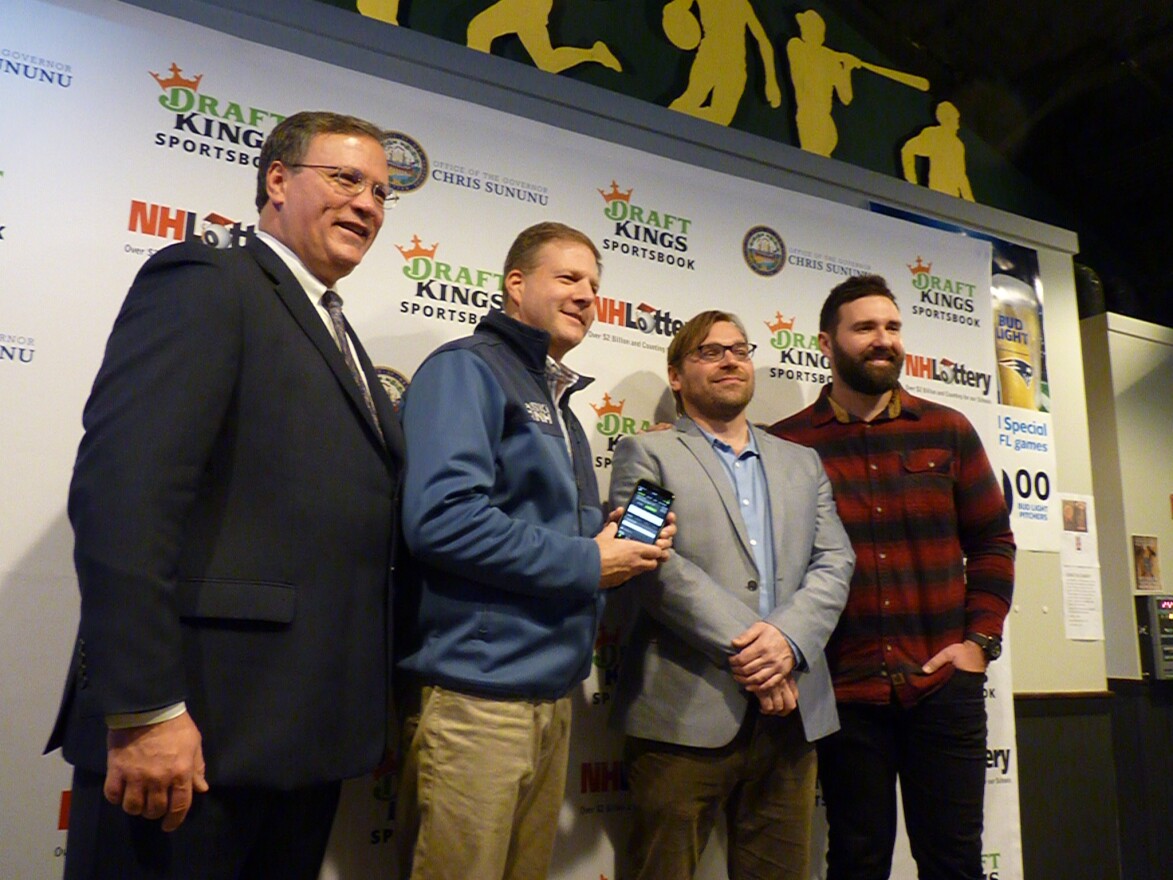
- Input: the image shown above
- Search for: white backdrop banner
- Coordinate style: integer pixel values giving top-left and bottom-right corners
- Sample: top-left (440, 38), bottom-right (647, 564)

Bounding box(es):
top-left (1, 1), bottom-right (1020, 878)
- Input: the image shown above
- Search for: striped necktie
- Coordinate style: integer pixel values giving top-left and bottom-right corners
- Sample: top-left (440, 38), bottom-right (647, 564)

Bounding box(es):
top-left (322, 290), bottom-right (385, 445)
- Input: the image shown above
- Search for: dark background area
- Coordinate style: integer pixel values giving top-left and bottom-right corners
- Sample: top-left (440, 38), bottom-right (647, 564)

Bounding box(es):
top-left (824, 0), bottom-right (1173, 328)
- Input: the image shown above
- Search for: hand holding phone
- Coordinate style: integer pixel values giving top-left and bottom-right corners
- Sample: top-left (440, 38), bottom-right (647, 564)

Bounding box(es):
top-left (615, 479), bottom-right (674, 544)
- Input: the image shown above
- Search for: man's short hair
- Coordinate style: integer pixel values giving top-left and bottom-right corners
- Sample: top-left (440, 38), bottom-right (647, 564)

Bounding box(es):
top-left (256, 111), bottom-right (387, 212)
top-left (502, 222), bottom-right (601, 314)
top-left (819, 274), bottom-right (898, 333)
top-left (666, 310), bottom-right (748, 414)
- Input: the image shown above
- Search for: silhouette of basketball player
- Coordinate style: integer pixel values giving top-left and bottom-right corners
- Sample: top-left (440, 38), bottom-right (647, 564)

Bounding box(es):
top-left (663, 0), bottom-right (782, 126)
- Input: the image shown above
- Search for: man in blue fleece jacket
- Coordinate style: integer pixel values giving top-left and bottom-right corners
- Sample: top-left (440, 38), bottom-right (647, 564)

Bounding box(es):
top-left (395, 221), bottom-right (673, 880)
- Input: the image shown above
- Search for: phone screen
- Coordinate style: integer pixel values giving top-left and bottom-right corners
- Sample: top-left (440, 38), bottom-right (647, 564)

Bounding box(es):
top-left (615, 480), bottom-right (674, 544)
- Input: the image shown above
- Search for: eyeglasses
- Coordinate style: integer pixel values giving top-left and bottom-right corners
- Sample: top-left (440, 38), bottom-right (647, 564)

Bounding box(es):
top-left (287, 164), bottom-right (399, 209)
top-left (688, 342), bottom-right (757, 363)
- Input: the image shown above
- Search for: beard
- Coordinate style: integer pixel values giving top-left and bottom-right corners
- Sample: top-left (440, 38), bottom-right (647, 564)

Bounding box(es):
top-left (831, 336), bottom-right (903, 395)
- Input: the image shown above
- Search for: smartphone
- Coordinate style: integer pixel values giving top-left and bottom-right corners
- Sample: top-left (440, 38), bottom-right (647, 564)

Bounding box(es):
top-left (615, 479), bottom-right (674, 544)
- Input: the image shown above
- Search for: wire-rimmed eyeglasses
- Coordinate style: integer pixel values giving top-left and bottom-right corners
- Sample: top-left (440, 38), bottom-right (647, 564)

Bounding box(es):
top-left (288, 163), bottom-right (399, 209)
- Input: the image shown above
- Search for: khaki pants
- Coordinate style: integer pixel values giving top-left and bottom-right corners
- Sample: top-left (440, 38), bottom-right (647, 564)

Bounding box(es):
top-left (625, 709), bottom-right (817, 880)
top-left (396, 685), bottom-right (572, 880)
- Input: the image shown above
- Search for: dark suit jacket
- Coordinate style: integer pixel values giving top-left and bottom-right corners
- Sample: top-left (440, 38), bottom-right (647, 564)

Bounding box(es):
top-left (47, 236), bottom-right (404, 789)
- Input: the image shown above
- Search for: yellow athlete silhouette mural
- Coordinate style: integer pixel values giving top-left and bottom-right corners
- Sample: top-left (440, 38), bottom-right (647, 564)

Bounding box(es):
top-left (788, 9), bottom-right (928, 157)
top-left (901, 101), bottom-right (974, 201)
top-left (662, 0), bottom-right (782, 126)
top-left (357, 0), bottom-right (398, 25)
top-left (466, 0), bottom-right (622, 74)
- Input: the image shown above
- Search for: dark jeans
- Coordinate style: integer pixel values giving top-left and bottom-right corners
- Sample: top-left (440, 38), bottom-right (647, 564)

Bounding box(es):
top-left (818, 670), bottom-right (987, 880)
top-left (64, 768), bottom-right (341, 880)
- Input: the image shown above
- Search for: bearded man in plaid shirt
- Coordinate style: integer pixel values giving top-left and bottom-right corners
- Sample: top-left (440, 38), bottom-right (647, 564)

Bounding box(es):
top-left (769, 274), bottom-right (1015, 880)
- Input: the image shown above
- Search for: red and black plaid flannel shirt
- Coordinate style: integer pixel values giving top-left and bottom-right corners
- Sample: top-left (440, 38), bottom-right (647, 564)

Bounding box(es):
top-left (770, 385), bottom-right (1015, 707)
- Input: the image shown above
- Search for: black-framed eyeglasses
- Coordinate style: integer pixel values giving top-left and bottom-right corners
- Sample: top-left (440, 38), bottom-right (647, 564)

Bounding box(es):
top-left (689, 342), bottom-right (757, 363)
top-left (288, 163), bottom-right (399, 208)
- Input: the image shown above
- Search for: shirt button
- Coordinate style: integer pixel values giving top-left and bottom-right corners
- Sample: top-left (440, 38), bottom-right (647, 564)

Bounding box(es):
top-left (870, 463), bottom-right (878, 471)
top-left (879, 552), bottom-right (887, 560)
top-left (884, 599), bottom-right (890, 607)
top-left (742, 499), bottom-right (749, 506)
top-left (875, 506), bottom-right (883, 513)
top-left (747, 580), bottom-right (759, 591)
top-left (886, 644), bottom-right (892, 652)
top-left (750, 539), bottom-right (758, 547)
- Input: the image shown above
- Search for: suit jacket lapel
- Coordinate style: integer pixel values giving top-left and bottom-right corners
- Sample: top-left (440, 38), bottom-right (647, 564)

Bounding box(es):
top-left (674, 419), bottom-right (756, 566)
top-left (755, 425), bottom-right (790, 592)
top-left (247, 238), bottom-right (390, 453)
top-left (352, 331), bottom-right (406, 465)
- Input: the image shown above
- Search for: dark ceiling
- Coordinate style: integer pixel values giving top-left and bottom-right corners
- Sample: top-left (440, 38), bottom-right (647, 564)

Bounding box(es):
top-left (825, 0), bottom-right (1173, 329)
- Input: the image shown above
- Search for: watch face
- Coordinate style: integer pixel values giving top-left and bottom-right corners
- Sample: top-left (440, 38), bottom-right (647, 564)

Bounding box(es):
top-left (968, 633), bottom-right (1001, 660)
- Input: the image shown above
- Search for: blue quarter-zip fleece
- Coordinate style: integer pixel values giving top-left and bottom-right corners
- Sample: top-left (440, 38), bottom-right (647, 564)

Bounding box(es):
top-left (398, 310), bottom-right (605, 699)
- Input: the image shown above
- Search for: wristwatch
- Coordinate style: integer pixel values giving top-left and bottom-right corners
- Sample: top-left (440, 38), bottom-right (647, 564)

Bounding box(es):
top-left (965, 632), bottom-right (1002, 662)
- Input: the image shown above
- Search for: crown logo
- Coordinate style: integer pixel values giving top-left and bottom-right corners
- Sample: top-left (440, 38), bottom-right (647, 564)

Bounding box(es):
top-left (907, 256), bottom-right (932, 275)
top-left (590, 392), bottom-right (624, 418)
top-left (765, 312), bottom-right (795, 334)
top-left (396, 235), bottom-right (439, 261)
top-left (150, 63), bottom-right (203, 91)
top-left (597, 180), bottom-right (633, 204)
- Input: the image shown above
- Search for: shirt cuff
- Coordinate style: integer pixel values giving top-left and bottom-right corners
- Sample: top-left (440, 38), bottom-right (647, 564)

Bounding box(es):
top-left (106, 702), bottom-right (187, 729)
top-left (784, 635), bottom-right (807, 672)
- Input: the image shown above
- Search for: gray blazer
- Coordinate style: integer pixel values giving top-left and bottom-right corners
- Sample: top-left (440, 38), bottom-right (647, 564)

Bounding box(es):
top-left (608, 418), bottom-right (854, 748)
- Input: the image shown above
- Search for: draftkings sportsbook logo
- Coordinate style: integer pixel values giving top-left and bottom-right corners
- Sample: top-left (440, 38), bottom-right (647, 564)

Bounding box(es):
top-left (907, 256), bottom-right (981, 327)
top-left (150, 62), bottom-right (284, 167)
top-left (590, 393), bottom-right (653, 469)
top-left (598, 181), bottom-right (695, 270)
top-left (763, 312), bottom-right (830, 385)
top-left (397, 235), bottom-right (505, 326)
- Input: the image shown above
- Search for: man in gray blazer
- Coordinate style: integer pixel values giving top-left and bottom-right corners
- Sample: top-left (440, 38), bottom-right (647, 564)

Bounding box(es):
top-left (609, 309), bottom-right (854, 880)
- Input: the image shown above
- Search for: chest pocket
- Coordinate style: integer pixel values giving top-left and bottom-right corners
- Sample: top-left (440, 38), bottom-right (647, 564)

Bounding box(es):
top-left (899, 448), bottom-right (955, 516)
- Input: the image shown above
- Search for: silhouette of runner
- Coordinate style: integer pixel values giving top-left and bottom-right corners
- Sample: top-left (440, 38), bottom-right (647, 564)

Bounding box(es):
top-left (467, 0), bottom-right (622, 74)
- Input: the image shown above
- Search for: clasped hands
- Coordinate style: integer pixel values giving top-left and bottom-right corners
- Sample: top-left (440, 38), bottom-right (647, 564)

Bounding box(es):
top-left (728, 620), bottom-right (799, 716)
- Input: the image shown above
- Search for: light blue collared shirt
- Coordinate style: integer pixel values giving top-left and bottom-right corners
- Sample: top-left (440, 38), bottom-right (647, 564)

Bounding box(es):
top-left (695, 424), bottom-right (775, 619)
top-left (694, 422), bottom-right (804, 668)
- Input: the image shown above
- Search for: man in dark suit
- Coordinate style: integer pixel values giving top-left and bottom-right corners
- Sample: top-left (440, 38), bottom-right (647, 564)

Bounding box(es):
top-left (46, 111), bottom-right (405, 879)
